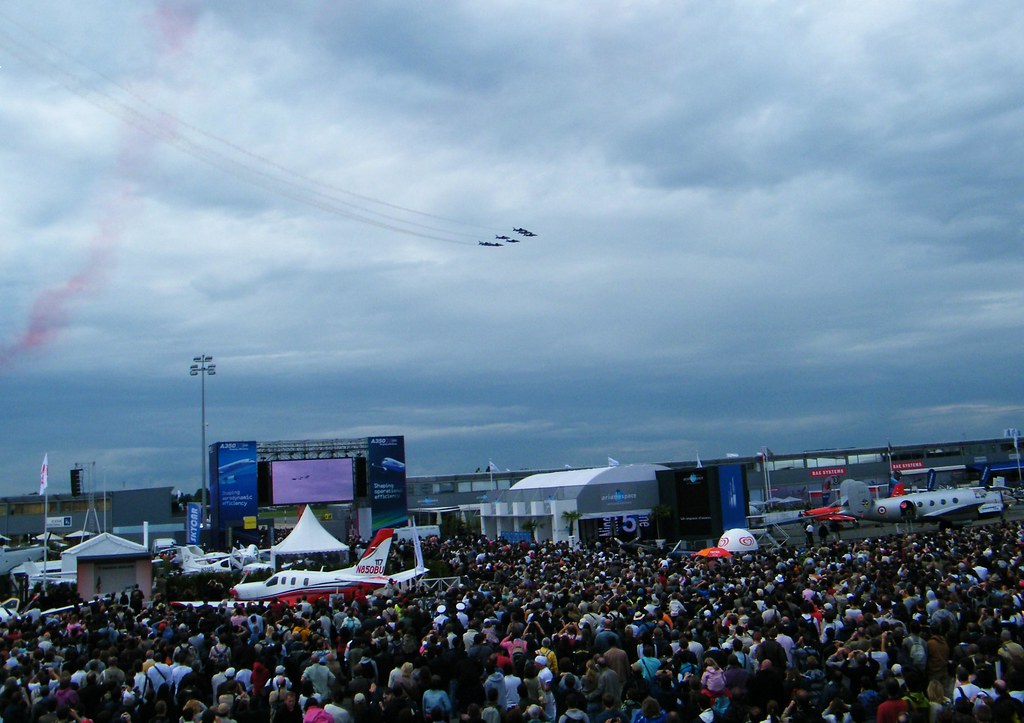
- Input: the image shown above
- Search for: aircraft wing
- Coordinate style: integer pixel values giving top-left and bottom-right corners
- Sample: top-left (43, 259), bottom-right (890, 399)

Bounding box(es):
top-left (799, 506), bottom-right (857, 523)
top-left (813, 512), bottom-right (857, 522)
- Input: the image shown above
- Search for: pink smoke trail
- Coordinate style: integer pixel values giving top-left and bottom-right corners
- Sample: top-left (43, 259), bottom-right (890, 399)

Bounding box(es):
top-left (0, 214), bottom-right (120, 367)
top-left (0, 1), bottom-right (196, 370)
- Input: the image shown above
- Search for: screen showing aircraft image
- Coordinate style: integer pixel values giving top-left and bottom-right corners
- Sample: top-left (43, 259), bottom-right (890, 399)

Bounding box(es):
top-left (271, 458), bottom-right (355, 505)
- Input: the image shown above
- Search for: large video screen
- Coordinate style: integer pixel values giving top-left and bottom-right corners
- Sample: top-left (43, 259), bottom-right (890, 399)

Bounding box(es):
top-left (271, 458), bottom-right (354, 505)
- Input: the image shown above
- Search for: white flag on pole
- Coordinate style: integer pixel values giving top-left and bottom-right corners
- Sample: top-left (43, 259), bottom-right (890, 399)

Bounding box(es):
top-left (607, 457), bottom-right (620, 467)
top-left (487, 461), bottom-right (500, 472)
top-left (39, 454), bottom-right (48, 495)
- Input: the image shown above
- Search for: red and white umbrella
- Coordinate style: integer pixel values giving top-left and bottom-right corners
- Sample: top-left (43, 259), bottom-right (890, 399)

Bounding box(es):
top-left (692, 546), bottom-right (732, 559)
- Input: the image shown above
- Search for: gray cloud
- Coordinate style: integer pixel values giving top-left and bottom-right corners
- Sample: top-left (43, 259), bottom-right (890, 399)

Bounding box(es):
top-left (1, 2), bottom-right (1022, 493)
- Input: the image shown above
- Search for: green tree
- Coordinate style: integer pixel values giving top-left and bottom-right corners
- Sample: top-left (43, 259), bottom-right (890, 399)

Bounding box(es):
top-left (650, 504), bottom-right (673, 540)
top-left (561, 510), bottom-right (582, 536)
top-left (440, 515), bottom-right (468, 538)
top-left (520, 518), bottom-right (540, 542)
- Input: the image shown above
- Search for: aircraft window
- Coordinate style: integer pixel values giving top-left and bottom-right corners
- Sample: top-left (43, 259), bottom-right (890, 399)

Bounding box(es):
top-left (941, 499), bottom-right (946, 504)
top-left (929, 500), bottom-right (935, 506)
top-left (953, 498), bottom-right (959, 503)
top-left (917, 501), bottom-right (924, 507)
top-left (266, 577), bottom-right (278, 587)
top-left (291, 577), bottom-right (297, 585)
top-left (304, 578), bottom-right (310, 586)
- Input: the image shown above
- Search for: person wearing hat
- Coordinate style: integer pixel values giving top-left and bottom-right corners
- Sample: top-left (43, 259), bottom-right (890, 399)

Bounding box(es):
top-left (432, 604), bottom-right (449, 631)
top-left (301, 654), bottom-right (335, 700)
top-left (535, 655), bottom-right (554, 687)
top-left (455, 602), bottom-right (470, 630)
top-left (629, 610), bottom-right (651, 638)
top-left (211, 666), bottom-right (236, 706)
top-left (536, 638), bottom-right (559, 675)
top-left (266, 667), bottom-right (292, 708)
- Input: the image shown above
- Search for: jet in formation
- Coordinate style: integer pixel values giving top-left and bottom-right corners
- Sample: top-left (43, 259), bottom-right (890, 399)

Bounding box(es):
top-left (481, 227), bottom-right (539, 247)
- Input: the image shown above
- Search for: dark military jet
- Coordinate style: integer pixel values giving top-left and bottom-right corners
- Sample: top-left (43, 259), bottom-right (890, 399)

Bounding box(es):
top-left (513, 227), bottom-right (537, 237)
top-left (495, 235), bottom-right (512, 240)
top-left (479, 241), bottom-right (503, 247)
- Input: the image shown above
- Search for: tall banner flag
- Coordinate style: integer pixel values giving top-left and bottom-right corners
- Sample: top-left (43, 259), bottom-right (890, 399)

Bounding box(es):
top-left (212, 442), bottom-right (258, 525)
top-left (186, 502), bottom-right (202, 544)
top-left (39, 454), bottom-right (48, 495)
top-left (367, 436), bottom-right (408, 531)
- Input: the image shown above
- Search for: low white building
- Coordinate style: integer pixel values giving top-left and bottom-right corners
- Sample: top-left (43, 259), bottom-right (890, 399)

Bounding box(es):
top-left (63, 533), bottom-right (153, 601)
top-left (478, 464), bottom-right (668, 544)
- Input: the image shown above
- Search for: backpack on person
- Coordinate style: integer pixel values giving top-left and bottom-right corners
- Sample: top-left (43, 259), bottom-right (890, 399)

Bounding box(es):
top-left (509, 639), bottom-right (528, 674)
top-left (902, 636), bottom-right (927, 672)
top-left (903, 691), bottom-right (930, 723)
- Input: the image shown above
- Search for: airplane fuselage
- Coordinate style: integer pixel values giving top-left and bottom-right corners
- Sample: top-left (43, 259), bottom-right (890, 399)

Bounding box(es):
top-left (230, 570), bottom-right (382, 604)
top-left (848, 484), bottom-right (1006, 524)
top-left (227, 526), bottom-right (425, 604)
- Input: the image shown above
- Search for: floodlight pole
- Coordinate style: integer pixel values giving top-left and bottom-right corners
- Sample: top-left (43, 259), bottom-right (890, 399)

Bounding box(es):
top-left (1015, 431), bottom-right (1022, 487)
top-left (189, 355), bottom-right (216, 525)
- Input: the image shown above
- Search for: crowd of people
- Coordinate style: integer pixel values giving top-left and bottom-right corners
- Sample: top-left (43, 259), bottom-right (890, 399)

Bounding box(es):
top-left (3, 518), bottom-right (1024, 723)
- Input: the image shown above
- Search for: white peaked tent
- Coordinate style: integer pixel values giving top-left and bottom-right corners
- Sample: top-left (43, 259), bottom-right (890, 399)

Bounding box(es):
top-left (270, 507), bottom-right (349, 568)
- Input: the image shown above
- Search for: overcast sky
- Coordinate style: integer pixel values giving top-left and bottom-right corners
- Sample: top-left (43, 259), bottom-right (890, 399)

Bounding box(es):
top-left (1, 1), bottom-right (1022, 497)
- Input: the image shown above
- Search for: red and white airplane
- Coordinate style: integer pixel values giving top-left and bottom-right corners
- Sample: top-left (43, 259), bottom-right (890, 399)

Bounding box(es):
top-left (228, 527), bottom-right (426, 604)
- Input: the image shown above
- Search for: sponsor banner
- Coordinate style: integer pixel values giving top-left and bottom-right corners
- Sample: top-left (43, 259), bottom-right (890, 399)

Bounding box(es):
top-left (500, 530), bottom-right (533, 544)
top-left (367, 436), bottom-right (408, 531)
top-left (893, 461), bottom-right (924, 471)
top-left (214, 441), bottom-right (258, 524)
top-left (718, 464), bottom-right (748, 530)
top-left (186, 502), bottom-right (201, 544)
top-left (578, 481), bottom-right (660, 514)
top-left (810, 467), bottom-right (846, 478)
top-left (597, 514), bottom-right (651, 538)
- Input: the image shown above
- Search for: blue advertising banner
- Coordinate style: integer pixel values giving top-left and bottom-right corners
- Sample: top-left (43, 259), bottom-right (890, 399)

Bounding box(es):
top-left (214, 441), bottom-right (258, 524)
top-left (186, 502), bottom-right (201, 544)
top-left (717, 464), bottom-right (748, 530)
top-left (366, 436), bottom-right (408, 531)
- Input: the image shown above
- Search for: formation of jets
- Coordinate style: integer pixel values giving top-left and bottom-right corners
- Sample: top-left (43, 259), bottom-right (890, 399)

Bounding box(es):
top-left (479, 228), bottom-right (538, 247)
